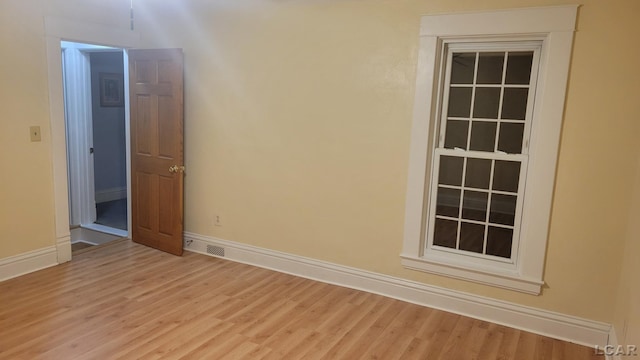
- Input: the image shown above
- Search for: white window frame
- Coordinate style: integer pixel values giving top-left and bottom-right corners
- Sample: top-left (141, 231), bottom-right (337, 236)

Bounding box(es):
top-left (401, 6), bottom-right (578, 295)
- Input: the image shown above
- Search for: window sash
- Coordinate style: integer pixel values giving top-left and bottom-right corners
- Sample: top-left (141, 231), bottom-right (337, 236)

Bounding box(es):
top-left (437, 42), bottom-right (541, 156)
top-left (423, 42), bottom-right (540, 269)
top-left (425, 149), bottom-right (528, 269)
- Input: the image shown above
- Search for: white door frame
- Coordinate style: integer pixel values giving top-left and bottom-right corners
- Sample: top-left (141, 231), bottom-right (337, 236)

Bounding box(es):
top-left (62, 42), bottom-right (97, 227)
top-left (63, 43), bottom-right (131, 237)
top-left (45, 17), bottom-right (139, 263)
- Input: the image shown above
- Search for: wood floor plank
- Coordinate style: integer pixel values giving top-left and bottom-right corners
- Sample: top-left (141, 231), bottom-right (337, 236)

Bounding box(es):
top-left (360, 304), bottom-right (430, 359)
top-left (436, 315), bottom-right (476, 360)
top-left (476, 323), bottom-right (505, 360)
top-left (0, 240), bottom-right (602, 360)
top-left (329, 299), bottom-right (408, 359)
top-left (514, 330), bottom-right (538, 360)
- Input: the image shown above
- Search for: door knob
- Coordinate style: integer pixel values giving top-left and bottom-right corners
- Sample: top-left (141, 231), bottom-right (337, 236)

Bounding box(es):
top-left (169, 165), bottom-right (185, 173)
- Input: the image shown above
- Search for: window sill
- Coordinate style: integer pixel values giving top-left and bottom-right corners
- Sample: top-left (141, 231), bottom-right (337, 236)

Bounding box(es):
top-left (400, 254), bottom-right (543, 295)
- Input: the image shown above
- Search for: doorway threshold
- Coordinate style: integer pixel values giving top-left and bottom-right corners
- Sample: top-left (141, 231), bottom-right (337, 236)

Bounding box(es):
top-left (82, 223), bottom-right (128, 238)
top-left (71, 225), bottom-right (127, 247)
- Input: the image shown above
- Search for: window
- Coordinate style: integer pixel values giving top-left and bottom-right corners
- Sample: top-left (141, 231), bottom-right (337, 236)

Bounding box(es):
top-left (429, 43), bottom-right (539, 268)
top-left (402, 7), bottom-right (577, 294)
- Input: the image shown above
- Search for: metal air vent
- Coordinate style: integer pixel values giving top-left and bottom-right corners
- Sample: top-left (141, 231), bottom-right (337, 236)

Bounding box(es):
top-left (206, 245), bottom-right (225, 257)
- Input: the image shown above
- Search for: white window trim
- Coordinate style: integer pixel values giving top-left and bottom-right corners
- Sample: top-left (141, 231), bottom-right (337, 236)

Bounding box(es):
top-left (401, 6), bottom-right (578, 295)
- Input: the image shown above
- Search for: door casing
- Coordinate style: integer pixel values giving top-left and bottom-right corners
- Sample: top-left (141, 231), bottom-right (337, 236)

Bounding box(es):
top-left (45, 17), bottom-right (140, 262)
top-left (64, 42), bottom-right (128, 233)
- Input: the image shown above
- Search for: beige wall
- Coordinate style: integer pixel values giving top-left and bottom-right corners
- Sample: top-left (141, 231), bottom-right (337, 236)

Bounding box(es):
top-left (613, 154), bottom-right (640, 347)
top-left (1, 0), bottom-right (638, 326)
top-left (0, 1), bottom-right (53, 256)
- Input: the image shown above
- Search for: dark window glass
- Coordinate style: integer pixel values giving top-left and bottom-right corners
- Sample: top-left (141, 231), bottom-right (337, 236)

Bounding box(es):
top-left (489, 194), bottom-right (517, 226)
top-left (486, 227), bottom-right (513, 258)
top-left (502, 88), bottom-right (529, 120)
top-left (462, 190), bottom-right (488, 222)
top-left (444, 120), bottom-right (469, 150)
top-left (436, 187), bottom-right (461, 218)
top-left (492, 161), bottom-right (521, 193)
top-left (476, 52), bottom-right (504, 84)
top-left (469, 121), bottom-right (497, 152)
top-left (439, 156), bottom-right (464, 186)
top-left (464, 158), bottom-right (492, 189)
top-left (473, 87), bottom-right (501, 119)
top-left (459, 222), bottom-right (485, 253)
top-left (448, 87), bottom-right (473, 118)
top-left (505, 52), bottom-right (533, 85)
top-left (451, 53), bottom-right (476, 84)
top-left (434, 219), bottom-right (458, 248)
top-left (497, 123), bottom-right (524, 154)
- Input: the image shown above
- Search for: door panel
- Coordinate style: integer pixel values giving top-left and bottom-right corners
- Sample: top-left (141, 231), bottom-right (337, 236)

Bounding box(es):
top-left (136, 172), bottom-right (153, 231)
top-left (129, 49), bottom-right (184, 256)
top-left (158, 176), bottom-right (175, 235)
top-left (135, 95), bottom-right (152, 155)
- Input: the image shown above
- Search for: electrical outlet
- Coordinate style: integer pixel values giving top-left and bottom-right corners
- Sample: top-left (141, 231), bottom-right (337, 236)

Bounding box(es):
top-left (30, 126), bottom-right (41, 142)
top-left (214, 215), bottom-right (222, 226)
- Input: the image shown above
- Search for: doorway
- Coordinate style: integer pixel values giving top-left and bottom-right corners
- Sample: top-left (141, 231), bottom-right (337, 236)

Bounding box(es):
top-left (62, 41), bottom-right (129, 249)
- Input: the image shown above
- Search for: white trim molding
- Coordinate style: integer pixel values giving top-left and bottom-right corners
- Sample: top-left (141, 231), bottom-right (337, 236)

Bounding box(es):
top-left (62, 42), bottom-right (97, 225)
top-left (0, 247), bottom-right (58, 282)
top-left (184, 232), bottom-right (610, 347)
top-left (402, 6), bottom-right (578, 294)
top-left (56, 234), bottom-right (72, 263)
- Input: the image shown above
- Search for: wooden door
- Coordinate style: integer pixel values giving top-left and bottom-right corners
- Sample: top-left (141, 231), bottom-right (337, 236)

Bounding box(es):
top-left (129, 49), bottom-right (184, 256)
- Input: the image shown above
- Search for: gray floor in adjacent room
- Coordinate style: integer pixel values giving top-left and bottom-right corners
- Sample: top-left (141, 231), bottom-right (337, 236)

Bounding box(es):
top-left (95, 198), bottom-right (127, 231)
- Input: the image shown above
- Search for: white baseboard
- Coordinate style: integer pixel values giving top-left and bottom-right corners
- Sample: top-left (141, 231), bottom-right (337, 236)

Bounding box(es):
top-left (56, 234), bottom-right (71, 263)
top-left (95, 186), bottom-right (127, 203)
top-left (0, 246), bottom-right (58, 282)
top-left (184, 232), bottom-right (611, 348)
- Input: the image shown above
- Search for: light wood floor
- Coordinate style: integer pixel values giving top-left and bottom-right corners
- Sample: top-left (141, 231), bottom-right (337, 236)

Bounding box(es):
top-left (0, 239), bottom-right (601, 359)
top-left (70, 241), bottom-right (95, 253)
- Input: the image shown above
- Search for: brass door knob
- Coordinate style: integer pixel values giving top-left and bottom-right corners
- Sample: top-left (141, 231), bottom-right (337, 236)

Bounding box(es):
top-left (169, 165), bottom-right (185, 173)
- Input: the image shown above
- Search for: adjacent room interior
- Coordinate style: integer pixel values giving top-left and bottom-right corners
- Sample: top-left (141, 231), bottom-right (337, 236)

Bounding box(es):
top-left (62, 41), bottom-right (129, 252)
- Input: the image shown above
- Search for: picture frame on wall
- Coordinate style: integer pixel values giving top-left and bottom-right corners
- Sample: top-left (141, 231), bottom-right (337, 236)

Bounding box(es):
top-left (99, 72), bottom-right (124, 107)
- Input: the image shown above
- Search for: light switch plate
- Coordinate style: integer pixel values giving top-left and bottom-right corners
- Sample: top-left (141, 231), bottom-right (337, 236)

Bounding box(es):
top-left (30, 126), bottom-right (41, 142)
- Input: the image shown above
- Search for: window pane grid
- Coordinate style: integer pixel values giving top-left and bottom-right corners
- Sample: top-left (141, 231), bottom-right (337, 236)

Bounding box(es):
top-left (442, 50), bottom-right (534, 154)
top-left (432, 153), bottom-right (519, 259)
top-left (429, 44), bottom-right (538, 264)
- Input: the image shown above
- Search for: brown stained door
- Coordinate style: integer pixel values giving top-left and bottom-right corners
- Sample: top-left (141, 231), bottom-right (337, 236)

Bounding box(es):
top-left (129, 49), bottom-right (184, 256)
